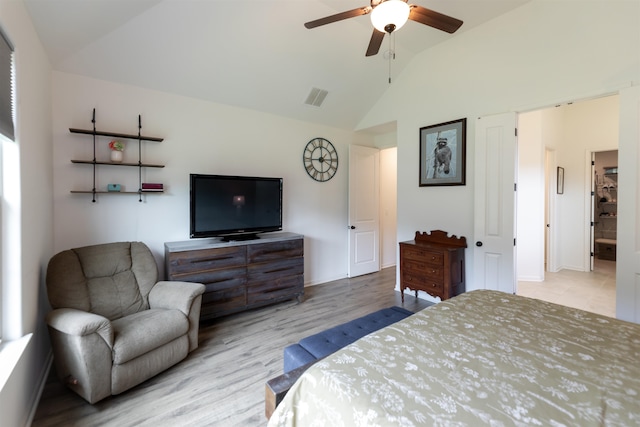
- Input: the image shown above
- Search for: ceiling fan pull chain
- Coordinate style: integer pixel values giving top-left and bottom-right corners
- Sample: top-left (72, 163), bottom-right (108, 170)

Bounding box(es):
top-left (388, 32), bottom-right (397, 84)
top-left (388, 34), bottom-right (392, 84)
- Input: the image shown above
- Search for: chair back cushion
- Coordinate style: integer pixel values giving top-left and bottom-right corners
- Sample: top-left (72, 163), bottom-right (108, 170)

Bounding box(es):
top-left (46, 242), bottom-right (159, 320)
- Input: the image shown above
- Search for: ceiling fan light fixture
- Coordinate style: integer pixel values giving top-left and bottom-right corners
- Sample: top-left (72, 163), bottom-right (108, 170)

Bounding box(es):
top-left (370, 0), bottom-right (410, 33)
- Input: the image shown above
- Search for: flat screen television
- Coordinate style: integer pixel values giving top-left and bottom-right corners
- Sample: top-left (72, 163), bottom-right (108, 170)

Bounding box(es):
top-left (189, 174), bottom-right (283, 240)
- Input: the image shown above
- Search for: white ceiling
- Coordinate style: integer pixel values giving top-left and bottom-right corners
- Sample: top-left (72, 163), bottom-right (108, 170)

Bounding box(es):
top-left (23, 0), bottom-right (531, 131)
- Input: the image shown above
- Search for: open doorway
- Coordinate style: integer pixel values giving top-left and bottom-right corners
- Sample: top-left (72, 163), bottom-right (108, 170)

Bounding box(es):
top-left (516, 95), bottom-right (619, 317)
top-left (592, 150), bottom-right (618, 266)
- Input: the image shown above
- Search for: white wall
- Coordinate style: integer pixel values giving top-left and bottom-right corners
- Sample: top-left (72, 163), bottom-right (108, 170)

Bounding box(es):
top-left (357, 0), bottom-right (638, 299)
top-left (52, 72), bottom-right (374, 286)
top-left (379, 147), bottom-right (397, 268)
top-left (554, 97), bottom-right (620, 271)
top-left (0, 1), bottom-right (53, 426)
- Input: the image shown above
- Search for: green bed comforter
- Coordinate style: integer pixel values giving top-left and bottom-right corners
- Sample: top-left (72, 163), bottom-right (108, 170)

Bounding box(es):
top-left (268, 290), bottom-right (640, 426)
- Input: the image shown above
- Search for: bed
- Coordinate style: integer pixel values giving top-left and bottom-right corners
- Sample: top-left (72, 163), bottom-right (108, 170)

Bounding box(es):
top-left (267, 290), bottom-right (640, 426)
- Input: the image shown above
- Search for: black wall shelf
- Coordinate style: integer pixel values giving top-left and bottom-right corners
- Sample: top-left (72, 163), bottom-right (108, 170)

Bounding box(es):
top-left (69, 108), bottom-right (164, 202)
top-left (70, 190), bottom-right (164, 195)
top-left (69, 127), bottom-right (164, 142)
top-left (71, 160), bottom-right (165, 168)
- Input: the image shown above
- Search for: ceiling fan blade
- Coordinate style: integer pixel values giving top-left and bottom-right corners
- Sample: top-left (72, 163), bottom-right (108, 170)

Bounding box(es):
top-left (408, 5), bottom-right (463, 34)
top-left (365, 29), bottom-right (385, 57)
top-left (304, 7), bottom-right (371, 29)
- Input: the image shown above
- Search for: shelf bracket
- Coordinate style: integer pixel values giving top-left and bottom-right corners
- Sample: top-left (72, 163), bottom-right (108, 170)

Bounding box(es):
top-left (91, 108), bottom-right (97, 203)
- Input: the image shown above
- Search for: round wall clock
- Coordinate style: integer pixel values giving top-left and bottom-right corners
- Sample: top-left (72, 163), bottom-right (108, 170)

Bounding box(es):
top-left (303, 137), bottom-right (339, 182)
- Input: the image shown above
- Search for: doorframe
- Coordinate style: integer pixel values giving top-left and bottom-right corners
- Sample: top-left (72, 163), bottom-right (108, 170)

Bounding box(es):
top-left (516, 92), bottom-right (622, 282)
top-left (545, 148), bottom-right (558, 273)
top-left (588, 151), bottom-right (596, 272)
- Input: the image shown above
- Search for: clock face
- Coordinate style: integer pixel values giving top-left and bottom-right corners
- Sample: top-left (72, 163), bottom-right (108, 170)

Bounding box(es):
top-left (303, 138), bottom-right (338, 182)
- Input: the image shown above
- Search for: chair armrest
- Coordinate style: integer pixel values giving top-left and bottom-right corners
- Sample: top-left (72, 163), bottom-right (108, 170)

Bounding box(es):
top-left (149, 281), bottom-right (205, 316)
top-left (46, 308), bottom-right (113, 348)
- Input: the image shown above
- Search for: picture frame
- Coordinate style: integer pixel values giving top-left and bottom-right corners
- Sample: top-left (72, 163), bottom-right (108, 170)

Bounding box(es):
top-left (557, 166), bottom-right (564, 194)
top-left (419, 118), bottom-right (467, 186)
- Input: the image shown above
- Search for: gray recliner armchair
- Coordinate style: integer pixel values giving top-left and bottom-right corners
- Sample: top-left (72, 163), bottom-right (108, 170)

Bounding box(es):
top-left (45, 241), bottom-right (205, 404)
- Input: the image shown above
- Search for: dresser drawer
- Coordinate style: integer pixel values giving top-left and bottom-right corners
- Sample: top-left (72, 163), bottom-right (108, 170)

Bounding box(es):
top-left (247, 239), bottom-right (303, 263)
top-left (403, 259), bottom-right (443, 280)
top-left (402, 246), bottom-right (443, 265)
top-left (248, 274), bottom-right (303, 305)
top-left (401, 272), bottom-right (444, 295)
top-left (185, 267), bottom-right (247, 290)
top-left (201, 285), bottom-right (247, 319)
top-left (248, 257), bottom-right (304, 281)
top-left (167, 246), bottom-right (246, 277)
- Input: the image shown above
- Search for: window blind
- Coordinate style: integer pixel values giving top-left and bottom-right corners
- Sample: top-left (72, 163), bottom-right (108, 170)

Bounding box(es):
top-left (0, 28), bottom-right (14, 141)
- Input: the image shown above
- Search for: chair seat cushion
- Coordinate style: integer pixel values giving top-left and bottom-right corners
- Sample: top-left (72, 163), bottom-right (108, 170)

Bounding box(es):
top-left (112, 309), bottom-right (189, 364)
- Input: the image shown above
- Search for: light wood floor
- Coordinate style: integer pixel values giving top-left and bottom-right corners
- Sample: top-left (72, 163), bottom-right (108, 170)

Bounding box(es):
top-left (517, 258), bottom-right (616, 318)
top-left (32, 267), bottom-right (432, 427)
top-left (33, 262), bottom-right (616, 426)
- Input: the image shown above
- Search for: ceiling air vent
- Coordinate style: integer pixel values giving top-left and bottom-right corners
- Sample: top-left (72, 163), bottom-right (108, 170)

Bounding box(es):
top-left (304, 87), bottom-right (328, 107)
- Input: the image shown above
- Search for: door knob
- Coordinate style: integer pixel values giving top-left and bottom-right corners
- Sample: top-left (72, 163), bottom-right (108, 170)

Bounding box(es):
top-left (476, 241), bottom-right (483, 247)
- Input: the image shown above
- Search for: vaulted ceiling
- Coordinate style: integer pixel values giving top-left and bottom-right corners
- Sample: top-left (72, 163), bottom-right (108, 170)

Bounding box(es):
top-left (23, 0), bottom-right (531, 130)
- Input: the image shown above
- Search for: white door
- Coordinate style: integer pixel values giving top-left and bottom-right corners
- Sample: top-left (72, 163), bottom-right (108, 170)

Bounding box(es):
top-left (348, 145), bottom-right (380, 277)
top-left (616, 85), bottom-right (640, 322)
top-left (473, 113), bottom-right (517, 293)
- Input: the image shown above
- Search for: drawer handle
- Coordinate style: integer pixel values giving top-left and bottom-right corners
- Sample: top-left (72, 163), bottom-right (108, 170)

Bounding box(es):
top-left (431, 283), bottom-right (437, 288)
top-left (263, 267), bottom-right (293, 274)
top-left (431, 256), bottom-right (437, 260)
top-left (192, 256), bottom-right (233, 264)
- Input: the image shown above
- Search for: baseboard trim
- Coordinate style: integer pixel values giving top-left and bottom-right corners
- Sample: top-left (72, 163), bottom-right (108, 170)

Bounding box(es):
top-left (25, 350), bottom-right (53, 427)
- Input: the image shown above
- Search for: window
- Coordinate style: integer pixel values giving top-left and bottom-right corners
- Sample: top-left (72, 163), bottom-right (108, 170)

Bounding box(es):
top-left (0, 27), bottom-right (14, 141)
top-left (0, 26), bottom-right (15, 343)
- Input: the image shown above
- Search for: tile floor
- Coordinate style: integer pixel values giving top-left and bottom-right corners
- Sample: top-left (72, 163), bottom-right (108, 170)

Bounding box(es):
top-left (517, 258), bottom-right (616, 318)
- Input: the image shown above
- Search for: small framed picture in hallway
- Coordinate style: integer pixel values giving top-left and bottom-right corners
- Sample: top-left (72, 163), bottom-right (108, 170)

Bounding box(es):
top-left (557, 166), bottom-right (564, 194)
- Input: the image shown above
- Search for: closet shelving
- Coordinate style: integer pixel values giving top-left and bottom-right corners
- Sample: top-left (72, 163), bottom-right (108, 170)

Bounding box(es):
top-left (595, 169), bottom-right (617, 238)
top-left (69, 109), bottom-right (164, 202)
top-left (594, 167), bottom-right (617, 260)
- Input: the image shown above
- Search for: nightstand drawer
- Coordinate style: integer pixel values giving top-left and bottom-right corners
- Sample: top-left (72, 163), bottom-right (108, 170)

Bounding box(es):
top-left (402, 246), bottom-right (443, 265)
top-left (403, 259), bottom-right (443, 280)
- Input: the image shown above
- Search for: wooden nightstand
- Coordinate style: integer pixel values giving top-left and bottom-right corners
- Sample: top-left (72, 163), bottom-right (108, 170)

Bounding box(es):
top-left (399, 230), bottom-right (467, 302)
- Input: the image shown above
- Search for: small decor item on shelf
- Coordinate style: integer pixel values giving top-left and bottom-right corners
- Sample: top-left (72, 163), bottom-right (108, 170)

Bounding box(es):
top-left (141, 182), bottom-right (163, 192)
top-left (107, 184), bottom-right (121, 192)
top-left (109, 140), bottom-right (125, 162)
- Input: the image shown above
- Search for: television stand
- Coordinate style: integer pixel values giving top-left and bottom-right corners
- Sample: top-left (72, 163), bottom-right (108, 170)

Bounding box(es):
top-left (164, 232), bottom-right (304, 320)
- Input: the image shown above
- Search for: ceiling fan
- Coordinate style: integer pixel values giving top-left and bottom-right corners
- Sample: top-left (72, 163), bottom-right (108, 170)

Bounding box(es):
top-left (305, 0), bottom-right (463, 57)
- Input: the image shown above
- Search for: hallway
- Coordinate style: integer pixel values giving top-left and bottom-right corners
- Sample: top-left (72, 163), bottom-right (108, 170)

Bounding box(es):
top-left (517, 259), bottom-right (616, 318)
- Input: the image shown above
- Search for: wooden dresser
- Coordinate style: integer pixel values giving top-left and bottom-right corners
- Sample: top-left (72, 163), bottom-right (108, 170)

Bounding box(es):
top-left (165, 232), bottom-right (304, 321)
top-left (399, 230), bottom-right (467, 302)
